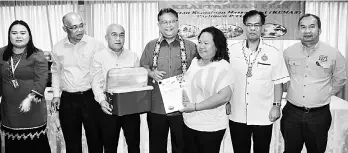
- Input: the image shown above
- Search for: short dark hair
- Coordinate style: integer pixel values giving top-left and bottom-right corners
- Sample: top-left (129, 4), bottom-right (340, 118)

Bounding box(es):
top-left (243, 10), bottom-right (266, 25)
top-left (157, 8), bottom-right (178, 21)
top-left (196, 26), bottom-right (229, 63)
top-left (3, 20), bottom-right (38, 61)
top-left (298, 13), bottom-right (321, 29)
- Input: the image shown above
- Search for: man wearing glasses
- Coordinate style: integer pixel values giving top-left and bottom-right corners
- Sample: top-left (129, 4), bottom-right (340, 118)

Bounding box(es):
top-left (140, 8), bottom-right (196, 153)
top-left (228, 10), bottom-right (289, 153)
top-left (50, 12), bottom-right (104, 153)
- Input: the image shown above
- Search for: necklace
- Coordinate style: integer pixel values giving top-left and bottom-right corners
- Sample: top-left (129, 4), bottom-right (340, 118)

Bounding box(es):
top-left (242, 47), bottom-right (261, 77)
top-left (152, 36), bottom-right (188, 73)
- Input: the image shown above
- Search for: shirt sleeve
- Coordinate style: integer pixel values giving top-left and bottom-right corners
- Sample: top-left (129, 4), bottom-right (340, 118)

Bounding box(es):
top-left (331, 51), bottom-right (347, 95)
top-left (32, 51), bottom-right (49, 96)
top-left (214, 61), bottom-right (234, 93)
top-left (90, 52), bottom-right (106, 103)
top-left (140, 42), bottom-right (152, 70)
top-left (186, 40), bottom-right (197, 68)
top-left (272, 51), bottom-right (290, 85)
top-left (50, 46), bottom-right (62, 97)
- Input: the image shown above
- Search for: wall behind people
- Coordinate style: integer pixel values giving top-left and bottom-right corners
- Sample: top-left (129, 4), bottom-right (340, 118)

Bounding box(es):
top-left (0, 0), bottom-right (346, 100)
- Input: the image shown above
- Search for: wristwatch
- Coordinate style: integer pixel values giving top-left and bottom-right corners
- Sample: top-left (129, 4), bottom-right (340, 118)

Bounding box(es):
top-left (273, 101), bottom-right (281, 107)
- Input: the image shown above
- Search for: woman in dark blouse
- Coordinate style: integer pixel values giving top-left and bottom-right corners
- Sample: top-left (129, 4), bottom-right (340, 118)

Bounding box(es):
top-left (0, 20), bottom-right (51, 153)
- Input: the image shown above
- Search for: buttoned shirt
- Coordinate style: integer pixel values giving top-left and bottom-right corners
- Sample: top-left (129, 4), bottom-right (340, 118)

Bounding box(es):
top-left (91, 48), bottom-right (139, 103)
top-left (283, 41), bottom-right (346, 108)
top-left (228, 39), bottom-right (289, 125)
top-left (140, 35), bottom-right (197, 114)
top-left (51, 35), bottom-right (105, 97)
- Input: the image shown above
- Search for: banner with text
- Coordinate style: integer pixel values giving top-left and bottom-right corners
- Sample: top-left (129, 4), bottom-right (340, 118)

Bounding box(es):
top-left (159, 1), bottom-right (305, 40)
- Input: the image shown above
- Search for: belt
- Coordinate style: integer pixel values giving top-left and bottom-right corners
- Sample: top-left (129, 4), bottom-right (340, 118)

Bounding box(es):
top-left (62, 89), bottom-right (92, 95)
top-left (287, 101), bottom-right (329, 113)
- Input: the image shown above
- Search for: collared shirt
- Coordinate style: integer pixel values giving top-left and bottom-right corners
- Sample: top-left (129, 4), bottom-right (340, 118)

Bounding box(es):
top-left (91, 47), bottom-right (139, 103)
top-left (283, 41), bottom-right (346, 108)
top-left (228, 39), bottom-right (289, 125)
top-left (140, 35), bottom-right (197, 114)
top-left (51, 35), bottom-right (105, 97)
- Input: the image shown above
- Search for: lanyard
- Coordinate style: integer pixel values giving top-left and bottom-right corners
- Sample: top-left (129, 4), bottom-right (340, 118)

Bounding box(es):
top-left (10, 56), bottom-right (21, 78)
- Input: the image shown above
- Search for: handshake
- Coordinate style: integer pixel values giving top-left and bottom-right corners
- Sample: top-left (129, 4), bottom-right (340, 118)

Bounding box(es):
top-left (19, 91), bottom-right (43, 113)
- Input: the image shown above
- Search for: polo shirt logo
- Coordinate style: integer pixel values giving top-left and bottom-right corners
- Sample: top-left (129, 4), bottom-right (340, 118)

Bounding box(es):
top-left (319, 55), bottom-right (328, 63)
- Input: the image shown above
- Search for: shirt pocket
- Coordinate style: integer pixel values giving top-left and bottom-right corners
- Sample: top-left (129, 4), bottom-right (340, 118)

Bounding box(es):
top-left (314, 62), bottom-right (331, 78)
top-left (288, 60), bottom-right (301, 74)
top-left (255, 62), bottom-right (272, 80)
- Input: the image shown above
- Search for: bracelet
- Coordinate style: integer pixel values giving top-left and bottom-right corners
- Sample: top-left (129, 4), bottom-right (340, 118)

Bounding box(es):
top-left (194, 103), bottom-right (197, 111)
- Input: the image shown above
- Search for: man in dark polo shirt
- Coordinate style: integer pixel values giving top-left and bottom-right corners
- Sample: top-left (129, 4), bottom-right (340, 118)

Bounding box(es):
top-left (140, 8), bottom-right (196, 153)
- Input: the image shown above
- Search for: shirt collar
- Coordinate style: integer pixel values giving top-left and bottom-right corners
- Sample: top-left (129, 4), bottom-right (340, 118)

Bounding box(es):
top-left (63, 35), bottom-right (88, 45)
top-left (160, 34), bottom-right (180, 46)
top-left (108, 47), bottom-right (126, 57)
top-left (242, 38), bottom-right (264, 52)
top-left (301, 41), bottom-right (320, 53)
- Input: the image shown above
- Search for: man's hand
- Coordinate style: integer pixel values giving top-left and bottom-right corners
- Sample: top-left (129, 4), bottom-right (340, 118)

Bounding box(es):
top-left (51, 97), bottom-right (61, 112)
top-left (269, 106), bottom-right (281, 122)
top-left (149, 70), bottom-right (166, 82)
top-left (100, 100), bottom-right (113, 115)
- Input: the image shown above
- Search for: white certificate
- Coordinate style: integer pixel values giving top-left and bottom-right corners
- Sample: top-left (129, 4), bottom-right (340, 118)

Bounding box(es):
top-left (158, 75), bottom-right (185, 113)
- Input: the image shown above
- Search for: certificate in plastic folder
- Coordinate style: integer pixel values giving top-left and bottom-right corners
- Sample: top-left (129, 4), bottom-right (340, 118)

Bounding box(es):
top-left (158, 75), bottom-right (185, 114)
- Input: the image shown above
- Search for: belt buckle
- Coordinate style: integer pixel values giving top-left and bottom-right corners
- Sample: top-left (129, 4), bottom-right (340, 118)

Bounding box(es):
top-left (303, 107), bottom-right (310, 113)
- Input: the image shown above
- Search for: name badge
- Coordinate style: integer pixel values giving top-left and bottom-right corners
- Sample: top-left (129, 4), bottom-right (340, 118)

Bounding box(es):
top-left (11, 79), bottom-right (19, 88)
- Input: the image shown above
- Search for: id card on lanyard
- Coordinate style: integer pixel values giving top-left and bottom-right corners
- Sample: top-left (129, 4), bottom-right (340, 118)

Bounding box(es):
top-left (10, 56), bottom-right (20, 88)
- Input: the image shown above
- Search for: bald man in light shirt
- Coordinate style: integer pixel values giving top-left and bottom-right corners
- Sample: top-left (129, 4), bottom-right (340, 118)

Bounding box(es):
top-left (90, 24), bottom-right (141, 153)
top-left (50, 12), bottom-right (104, 153)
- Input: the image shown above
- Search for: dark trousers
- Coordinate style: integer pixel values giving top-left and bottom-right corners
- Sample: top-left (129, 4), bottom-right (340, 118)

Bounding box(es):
top-left (281, 102), bottom-right (332, 153)
top-left (183, 124), bottom-right (225, 153)
top-left (59, 89), bottom-right (102, 153)
top-left (147, 112), bottom-right (184, 153)
top-left (229, 120), bottom-right (273, 153)
top-left (100, 113), bottom-right (140, 153)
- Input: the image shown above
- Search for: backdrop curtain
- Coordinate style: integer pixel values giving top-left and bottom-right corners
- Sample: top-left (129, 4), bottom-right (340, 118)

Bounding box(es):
top-left (0, 1), bottom-right (78, 51)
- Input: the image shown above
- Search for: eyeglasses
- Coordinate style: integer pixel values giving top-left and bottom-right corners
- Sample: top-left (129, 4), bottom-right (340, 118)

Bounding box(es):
top-left (110, 33), bottom-right (125, 39)
top-left (245, 23), bottom-right (262, 29)
top-left (159, 20), bottom-right (178, 26)
top-left (65, 23), bottom-right (86, 32)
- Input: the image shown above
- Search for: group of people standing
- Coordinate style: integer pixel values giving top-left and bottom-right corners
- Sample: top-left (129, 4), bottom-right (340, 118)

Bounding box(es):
top-left (0, 7), bottom-right (345, 153)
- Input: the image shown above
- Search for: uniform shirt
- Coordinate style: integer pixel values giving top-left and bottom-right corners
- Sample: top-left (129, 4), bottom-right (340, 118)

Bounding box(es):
top-left (183, 58), bottom-right (233, 131)
top-left (140, 35), bottom-right (197, 114)
top-left (91, 48), bottom-right (139, 103)
top-left (228, 39), bottom-right (289, 125)
top-left (51, 35), bottom-right (104, 97)
top-left (283, 41), bottom-right (346, 108)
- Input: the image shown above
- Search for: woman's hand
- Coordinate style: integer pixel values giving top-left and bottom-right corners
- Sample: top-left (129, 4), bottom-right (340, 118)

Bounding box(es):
top-left (19, 93), bottom-right (35, 113)
top-left (180, 102), bottom-right (196, 113)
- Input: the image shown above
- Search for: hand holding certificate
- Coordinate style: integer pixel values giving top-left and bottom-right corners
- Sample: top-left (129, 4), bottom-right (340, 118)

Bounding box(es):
top-left (158, 75), bottom-right (186, 114)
